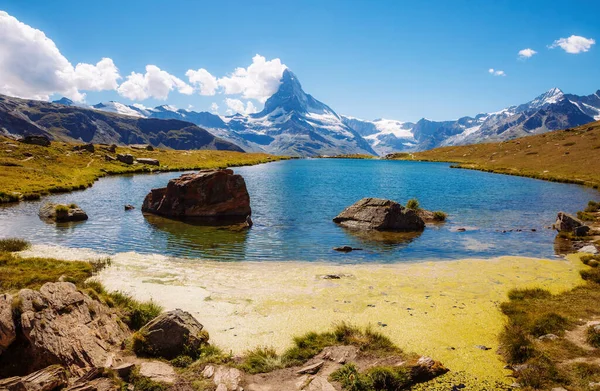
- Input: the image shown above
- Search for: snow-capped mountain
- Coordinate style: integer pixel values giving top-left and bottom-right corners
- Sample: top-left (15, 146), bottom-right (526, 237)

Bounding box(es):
top-left (84, 76), bottom-right (600, 156)
top-left (90, 69), bottom-right (375, 156)
top-left (342, 88), bottom-right (600, 154)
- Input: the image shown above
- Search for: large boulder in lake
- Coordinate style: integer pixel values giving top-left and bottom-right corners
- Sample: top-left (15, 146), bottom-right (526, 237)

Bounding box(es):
top-left (38, 203), bottom-right (88, 223)
top-left (142, 169), bottom-right (251, 223)
top-left (135, 309), bottom-right (208, 359)
top-left (333, 198), bottom-right (425, 231)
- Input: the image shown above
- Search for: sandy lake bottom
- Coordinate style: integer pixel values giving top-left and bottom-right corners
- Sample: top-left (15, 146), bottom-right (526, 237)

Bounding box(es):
top-left (18, 244), bottom-right (588, 382)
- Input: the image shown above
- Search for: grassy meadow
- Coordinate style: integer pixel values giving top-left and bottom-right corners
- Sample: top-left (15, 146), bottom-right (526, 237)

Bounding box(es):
top-left (0, 136), bottom-right (287, 203)
top-left (387, 120), bottom-right (600, 189)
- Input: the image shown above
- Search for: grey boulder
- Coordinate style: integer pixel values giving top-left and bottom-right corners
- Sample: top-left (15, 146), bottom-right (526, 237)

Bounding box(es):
top-left (333, 198), bottom-right (425, 231)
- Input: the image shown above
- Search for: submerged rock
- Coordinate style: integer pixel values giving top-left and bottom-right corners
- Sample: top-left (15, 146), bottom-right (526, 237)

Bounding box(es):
top-left (141, 169), bottom-right (251, 223)
top-left (38, 203), bottom-right (88, 223)
top-left (333, 198), bottom-right (425, 232)
top-left (136, 309), bottom-right (208, 359)
top-left (333, 246), bottom-right (362, 252)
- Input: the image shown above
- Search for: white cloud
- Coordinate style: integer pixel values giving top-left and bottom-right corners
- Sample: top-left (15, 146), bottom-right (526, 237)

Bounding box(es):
top-left (224, 98), bottom-right (258, 115)
top-left (0, 11), bottom-right (120, 102)
top-left (217, 55), bottom-right (287, 102)
top-left (518, 48), bottom-right (537, 59)
top-left (210, 102), bottom-right (219, 113)
top-left (117, 65), bottom-right (193, 101)
top-left (488, 68), bottom-right (506, 77)
top-left (186, 68), bottom-right (218, 96)
top-left (549, 35), bottom-right (595, 54)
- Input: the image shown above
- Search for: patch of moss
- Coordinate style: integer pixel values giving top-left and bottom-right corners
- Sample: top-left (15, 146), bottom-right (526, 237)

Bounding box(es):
top-left (406, 198), bottom-right (420, 210)
top-left (0, 238), bottom-right (30, 252)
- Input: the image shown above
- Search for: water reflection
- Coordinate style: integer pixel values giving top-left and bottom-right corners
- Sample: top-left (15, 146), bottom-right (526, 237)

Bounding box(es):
top-left (143, 214), bottom-right (249, 260)
top-left (340, 227), bottom-right (422, 252)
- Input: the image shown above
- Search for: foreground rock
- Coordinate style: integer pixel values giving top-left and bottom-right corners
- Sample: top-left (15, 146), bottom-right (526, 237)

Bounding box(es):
top-left (0, 282), bottom-right (129, 376)
top-left (138, 361), bottom-right (176, 384)
top-left (19, 135), bottom-right (50, 147)
top-left (38, 203), bottom-right (88, 223)
top-left (333, 198), bottom-right (425, 231)
top-left (0, 294), bottom-right (15, 353)
top-left (135, 309), bottom-right (208, 359)
top-left (0, 365), bottom-right (68, 391)
top-left (142, 169), bottom-right (251, 223)
top-left (554, 212), bottom-right (590, 236)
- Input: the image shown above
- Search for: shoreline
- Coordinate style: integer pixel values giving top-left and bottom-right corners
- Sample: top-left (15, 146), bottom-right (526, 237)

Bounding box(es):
top-left (18, 244), bottom-right (587, 383)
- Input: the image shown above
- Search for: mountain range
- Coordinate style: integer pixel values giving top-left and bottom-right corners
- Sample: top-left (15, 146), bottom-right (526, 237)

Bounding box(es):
top-left (1, 68), bottom-right (599, 157)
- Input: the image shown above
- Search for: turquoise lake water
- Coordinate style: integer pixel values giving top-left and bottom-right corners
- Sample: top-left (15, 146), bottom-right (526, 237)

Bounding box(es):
top-left (0, 159), bottom-right (597, 262)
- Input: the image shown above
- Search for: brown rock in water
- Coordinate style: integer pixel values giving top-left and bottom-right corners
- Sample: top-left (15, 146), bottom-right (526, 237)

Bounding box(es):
top-left (136, 309), bottom-right (208, 359)
top-left (19, 135), bottom-right (51, 147)
top-left (0, 294), bottom-right (16, 354)
top-left (333, 198), bottom-right (425, 231)
top-left (554, 212), bottom-right (588, 235)
top-left (0, 282), bottom-right (129, 376)
top-left (38, 203), bottom-right (88, 223)
top-left (141, 169), bottom-right (251, 223)
top-left (0, 365), bottom-right (68, 391)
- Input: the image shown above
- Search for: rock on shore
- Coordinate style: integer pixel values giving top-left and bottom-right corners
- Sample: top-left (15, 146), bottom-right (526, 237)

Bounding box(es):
top-left (333, 198), bottom-right (425, 231)
top-left (142, 169), bottom-right (251, 223)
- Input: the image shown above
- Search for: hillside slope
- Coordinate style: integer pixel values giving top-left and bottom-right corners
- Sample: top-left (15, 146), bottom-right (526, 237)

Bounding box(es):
top-left (387, 121), bottom-right (600, 188)
top-left (0, 94), bottom-right (243, 152)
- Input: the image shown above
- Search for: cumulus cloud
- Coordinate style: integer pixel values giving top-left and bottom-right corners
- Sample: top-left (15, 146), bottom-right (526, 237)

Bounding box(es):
top-left (488, 68), bottom-right (506, 77)
top-left (224, 98), bottom-right (258, 115)
top-left (117, 65), bottom-right (193, 101)
top-left (0, 11), bottom-right (120, 102)
top-left (518, 48), bottom-right (537, 59)
top-left (217, 55), bottom-right (287, 102)
top-left (186, 68), bottom-right (218, 96)
top-left (210, 102), bottom-right (219, 113)
top-left (549, 35), bottom-right (595, 54)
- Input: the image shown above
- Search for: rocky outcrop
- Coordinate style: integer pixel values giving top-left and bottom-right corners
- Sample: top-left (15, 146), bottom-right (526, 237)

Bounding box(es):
top-left (136, 158), bottom-right (159, 166)
top-left (72, 143), bottom-right (95, 153)
top-left (141, 169), bottom-right (251, 223)
top-left (0, 294), bottom-right (15, 354)
top-left (38, 203), bottom-right (88, 223)
top-left (0, 365), bottom-right (68, 391)
top-left (333, 198), bottom-right (425, 231)
top-left (138, 361), bottom-right (176, 384)
top-left (0, 282), bottom-right (129, 376)
top-left (19, 135), bottom-right (50, 147)
top-left (554, 212), bottom-right (590, 236)
top-left (116, 154), bottom-right (134, 165)
top-left (135, 309), bottom-right (208, 359)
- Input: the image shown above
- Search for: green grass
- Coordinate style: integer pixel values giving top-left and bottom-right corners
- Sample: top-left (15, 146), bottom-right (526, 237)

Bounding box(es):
top-left (239, 346), bottom-right (284, 374)
top-left (587, 326), bottom-right (600, 348)
top-left (0, 238), bottom-right (30, 252)
top-left (406, 198), bottom-right (420, 210)
top-left (0, 251), bottom-right (93, 291)
top-left (432, 211), bottom-right (447, 221)
top-left (498, 254), bottom-right (600, 389)
top-left (283, 322), bottom-right (399, 366)
top-left (585, 200), bottom-right (600, 213)
top-left (387, 120), bottom-right (600, 189)
top-left (330, 364), bottom-right (373, 391)
top-left (329, 363), bottom-right (412, 391)
top-left (577, 211), bottom-right (597, 221)
top-left (0, 135), bottom-right (288, 203)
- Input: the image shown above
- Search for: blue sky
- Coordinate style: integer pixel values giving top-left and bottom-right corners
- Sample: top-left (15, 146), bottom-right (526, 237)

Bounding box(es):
top-left (1, 0), bottom-right (599, 121)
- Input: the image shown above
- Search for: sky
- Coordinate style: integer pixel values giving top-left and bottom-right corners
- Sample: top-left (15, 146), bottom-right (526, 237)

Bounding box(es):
top-left (1, 0), bottom-right (598, 122)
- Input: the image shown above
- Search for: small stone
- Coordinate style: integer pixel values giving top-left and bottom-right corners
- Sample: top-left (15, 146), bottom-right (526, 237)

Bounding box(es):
top-left (538, 334), bottom-right (559, 341)
top-left (333, 246), bottom-right (362, 252)
top-left (296, 360), bottom-right (324, 375)
top-left (202, 365), bottom-right (215, 379)
top-left (474, 345), bottom-right (491, 350)
top-left (139, 361), bottom-right (176, 384)
top-left (124, 204), bottom-right (135, 211)
top-left (580, 245), bottom-right (599, 254)
top-left (457, 228), bottom-right (466, 232)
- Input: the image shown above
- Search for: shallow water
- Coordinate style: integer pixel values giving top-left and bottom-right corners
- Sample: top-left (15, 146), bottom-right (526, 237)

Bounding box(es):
top-left (0, 159), bottom-right (597, 262)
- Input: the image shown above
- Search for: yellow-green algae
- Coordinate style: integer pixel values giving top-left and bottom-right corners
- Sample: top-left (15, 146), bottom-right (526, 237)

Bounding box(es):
top-left (19, 245), bottom-right (586, 383)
